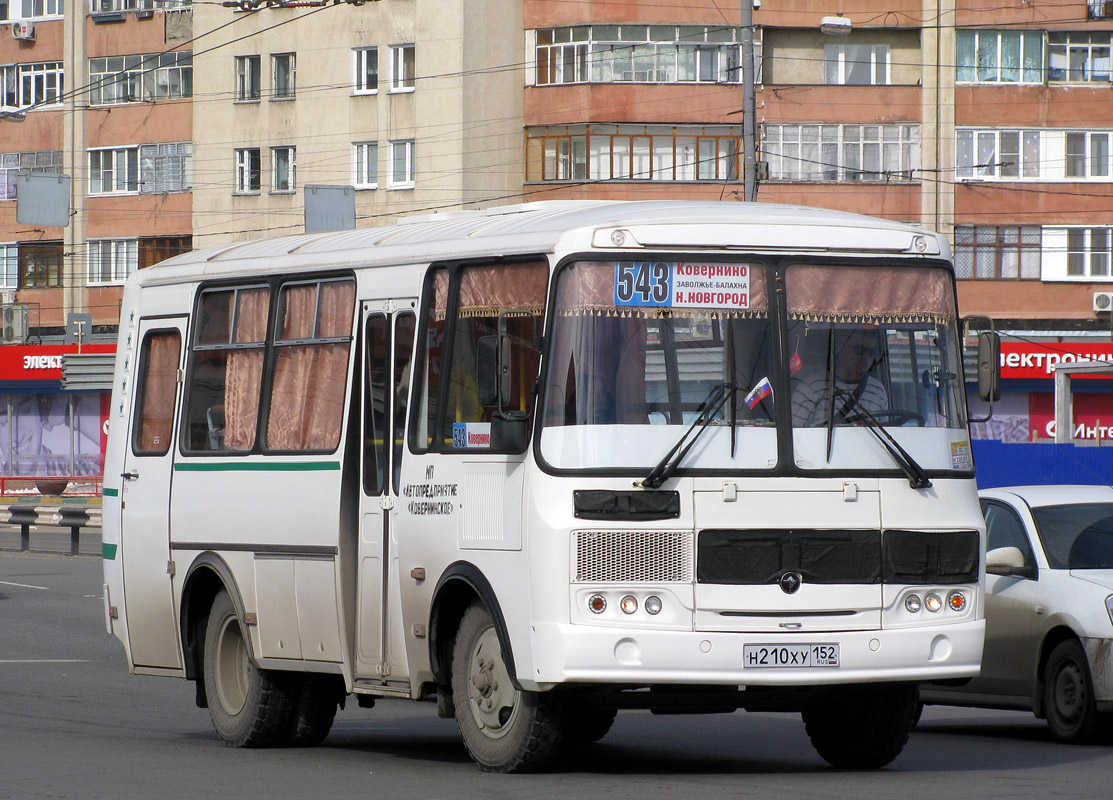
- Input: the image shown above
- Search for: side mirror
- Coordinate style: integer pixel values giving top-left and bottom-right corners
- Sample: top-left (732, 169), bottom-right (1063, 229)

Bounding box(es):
top-left (976, 331), bottom-right (1001, 402)
top-left (985, 545), bottom-right (1034, 578)
top-left (476, 334), bottom-right (509, 407)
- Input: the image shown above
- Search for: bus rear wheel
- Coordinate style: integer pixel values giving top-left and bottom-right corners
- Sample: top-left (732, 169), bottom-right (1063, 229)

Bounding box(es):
top-left (802, 684), bottom-right (917, 769)
top-left (203, 590), bottom-right (293, 748)
top-left (451, 603), bottom-right (566, 772)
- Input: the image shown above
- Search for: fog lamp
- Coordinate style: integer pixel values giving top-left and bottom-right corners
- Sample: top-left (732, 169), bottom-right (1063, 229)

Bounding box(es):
top-left (925, 593), bottom-right (943, 613)
top-left (587, 594), bottom-right (607, 614)
top-left (904, 594), bottom-right (922, 613)
top-left (620, 595), bottom-right (639, 614)
top-left (645, 595), bottom-right (663, 615)
top-left (947, 591), bottom-right (967, 612)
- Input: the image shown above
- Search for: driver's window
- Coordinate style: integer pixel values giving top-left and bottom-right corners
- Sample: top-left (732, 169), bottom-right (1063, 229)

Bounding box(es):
top-left (983, 501), bottom-right (1034, 566)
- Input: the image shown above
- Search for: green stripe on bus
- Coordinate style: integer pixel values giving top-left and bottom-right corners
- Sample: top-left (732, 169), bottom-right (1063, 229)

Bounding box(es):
top-left (174, 461), bottom-right (341, 472)
top-left (103, 543), bottom-right (117, 560)
top-left (103, 488), bottom-right (119, 497)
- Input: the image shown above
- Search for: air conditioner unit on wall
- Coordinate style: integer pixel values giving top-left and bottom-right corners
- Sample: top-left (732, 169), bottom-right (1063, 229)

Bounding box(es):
top-left (1094, 291), bottom-right (1113, 312)
top-left (12, 21), bottom-right (35, 40)
top-left (1, 303), bottom-right (29, 344)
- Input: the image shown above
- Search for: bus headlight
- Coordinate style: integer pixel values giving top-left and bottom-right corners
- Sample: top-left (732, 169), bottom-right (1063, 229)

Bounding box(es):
top-left (904, 594), bottom-right (922, 613)
top-left (925, 593), bottom-right (943, 613)
top-left (620, 595), bottom-right (638, 614)
top-left (645, 596), bottom-right (663, 615)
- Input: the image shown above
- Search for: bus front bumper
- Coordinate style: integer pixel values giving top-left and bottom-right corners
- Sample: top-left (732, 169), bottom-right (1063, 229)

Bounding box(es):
top-left (525, 620), bottom-right (985, 690)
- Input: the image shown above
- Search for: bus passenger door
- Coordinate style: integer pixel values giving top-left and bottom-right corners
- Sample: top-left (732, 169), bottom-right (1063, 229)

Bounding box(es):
top-left (120, 318), bottom-right (186, 670)
top-left (355, 302), bottom-right (416, 682)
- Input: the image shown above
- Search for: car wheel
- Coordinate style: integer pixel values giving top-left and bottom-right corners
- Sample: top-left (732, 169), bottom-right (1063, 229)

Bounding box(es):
top-left (1044, 640), bottom-right (1102, 744)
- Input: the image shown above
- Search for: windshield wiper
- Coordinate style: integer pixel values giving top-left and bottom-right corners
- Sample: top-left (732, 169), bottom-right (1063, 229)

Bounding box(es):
top-left (833, 389), bottom-right (933, 490)
top-left (641, 382), bottom-right (735, 490)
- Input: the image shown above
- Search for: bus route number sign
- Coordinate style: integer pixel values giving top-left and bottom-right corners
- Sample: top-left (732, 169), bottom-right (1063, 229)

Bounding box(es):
top-left (613, 262), bottom-right (750, 311)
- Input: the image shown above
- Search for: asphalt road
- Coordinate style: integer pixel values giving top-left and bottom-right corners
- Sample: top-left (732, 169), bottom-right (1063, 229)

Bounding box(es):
top-left (3, 551), bottom-right (1113, 800)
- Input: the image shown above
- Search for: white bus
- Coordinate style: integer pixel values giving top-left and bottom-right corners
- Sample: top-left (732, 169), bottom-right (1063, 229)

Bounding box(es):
top-left (102, 201), bottom-right (994, 772)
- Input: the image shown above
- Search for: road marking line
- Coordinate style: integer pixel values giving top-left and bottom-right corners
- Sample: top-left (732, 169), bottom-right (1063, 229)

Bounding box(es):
top-left (0, 580), bottom-right (49, 590)
top-left (0, 659), bottom-right (90, 664)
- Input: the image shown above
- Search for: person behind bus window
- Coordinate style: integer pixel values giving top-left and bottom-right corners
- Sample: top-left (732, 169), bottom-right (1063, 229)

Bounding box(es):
top-left (791, 327), bottom-right (888, 427)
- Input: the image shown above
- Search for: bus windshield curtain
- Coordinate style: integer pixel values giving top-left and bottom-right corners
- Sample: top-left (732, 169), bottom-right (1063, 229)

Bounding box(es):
top-left (224, 288), bottom-right (269, 450)
top-left (545, 262), bottom-right (767, 426)
top-left (786, 265), bottom-right (954, 324)
top-left (266, 280), bottom-right (356, 451)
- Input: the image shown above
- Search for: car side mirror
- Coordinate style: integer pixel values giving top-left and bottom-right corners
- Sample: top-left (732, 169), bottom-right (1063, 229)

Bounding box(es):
top-left (985, 546), bottom-right (1034, 578)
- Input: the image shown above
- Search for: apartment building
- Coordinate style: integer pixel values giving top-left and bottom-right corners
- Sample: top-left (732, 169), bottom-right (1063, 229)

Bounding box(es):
top-left (0, 1), bottom-right (191, 485)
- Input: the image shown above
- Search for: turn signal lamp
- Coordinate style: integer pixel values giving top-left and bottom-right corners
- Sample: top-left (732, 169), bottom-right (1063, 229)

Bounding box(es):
top-left (588, 594), bottom-right (607, 614)
top-left (947, 591), bottom-right (967, 612)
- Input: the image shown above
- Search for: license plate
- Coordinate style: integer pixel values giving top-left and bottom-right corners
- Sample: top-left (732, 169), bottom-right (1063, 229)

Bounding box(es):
top-left (743, 643), bottom-right (840, 668)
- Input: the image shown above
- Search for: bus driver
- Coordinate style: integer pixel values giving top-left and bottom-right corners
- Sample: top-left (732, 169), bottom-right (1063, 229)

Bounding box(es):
top-left (791, 327), bottom-right (888, 427)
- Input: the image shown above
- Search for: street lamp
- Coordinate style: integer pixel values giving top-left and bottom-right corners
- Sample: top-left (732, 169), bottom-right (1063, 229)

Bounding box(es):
top-left (0, 110), bottom-right (27, 123)
top-left (820, 15), bottom-right (853, 35)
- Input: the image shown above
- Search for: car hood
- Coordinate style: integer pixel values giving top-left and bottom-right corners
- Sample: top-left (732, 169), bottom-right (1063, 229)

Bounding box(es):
top-left (1069, 569), bottom-right (1113, 591)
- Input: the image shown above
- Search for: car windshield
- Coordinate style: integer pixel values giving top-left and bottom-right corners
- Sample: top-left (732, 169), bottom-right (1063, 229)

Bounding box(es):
top-left (1030, 502), bottom-right (1113, 569)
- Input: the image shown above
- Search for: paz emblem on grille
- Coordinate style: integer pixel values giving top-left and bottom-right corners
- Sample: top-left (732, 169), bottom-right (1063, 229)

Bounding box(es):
top-left (779, 571), bottom-right (802, 594)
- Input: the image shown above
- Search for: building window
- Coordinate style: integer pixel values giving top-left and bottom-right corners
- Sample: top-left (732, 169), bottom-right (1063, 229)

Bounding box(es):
top-left (88, 239), bottom-right (138, 285)
top-left (0, 62), bottom-right (64, 108)
top-left (389, 140), bottom-right (414, 188)
top-left (824, 44), bottom-right (889, 85)
top-left (1066, 131), bottom-right (1111, 178)
top-left (88, 52), bottom-right (193, 105)
top-left (0, 150), bottom-right (62, 201)
top-left (235, 148), bottom-right (261, 193)
top-left (956, 129), bottom-right (1041, 179)
top-left (272, 53), bottom-right (295, 100)
top-left (390, 44), bottom-right (415, 91)
top-left (353, 142), bottom-right (378, 188)
top-left (19, 240), bottom-right (62, 289)
top-left (0, 243), bottom-right (17, 289)
top-left (139, 235), bottom-right (191, 269)
top-left (89, 0), bottom-right (189, 11)
top-left (1048, 32), bottom-right (1112, 82)
top-left (272, 146), bottom-right (295, 192)
top-left (956, 30), bottom-right (1043, 83)
top-left (138, 142), bottom-right (192, 193)
top-left (9, 0), bottom-right (62, 18)
top-left (353, 47), bottom-right (378, 94)
top-left (762, 123), bottom-right (918, 182)
top-left (89, 147), bottom-right (139, 195)
top-left (527, 124), bottom-right (742, 182)
top-left (235, 55), bottom-right (261, 101)
top-left (1067, 228), bottom-right (1112, 276)
top-left (535, 25), bottom-right (750, 86)
top-left (954, 226), bottom-right (1041, 279)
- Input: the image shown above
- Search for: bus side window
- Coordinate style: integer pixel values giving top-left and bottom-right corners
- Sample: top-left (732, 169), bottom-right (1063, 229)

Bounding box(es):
top-left (134, 331), bottom-right (181, 456)
top-left (185, 286), bottom-right (270, 453)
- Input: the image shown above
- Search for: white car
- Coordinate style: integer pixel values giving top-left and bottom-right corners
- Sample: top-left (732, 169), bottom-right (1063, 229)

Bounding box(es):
top-left (920, 485), bottom-right (1113, 743)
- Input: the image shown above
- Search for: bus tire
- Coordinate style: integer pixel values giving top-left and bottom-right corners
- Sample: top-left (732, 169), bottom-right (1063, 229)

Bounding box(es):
top-left (565, 707), bottom-right (617, 745)
top-left (802, 684), bottom-right (917, 769)
top-left (203, 590), bottom-right (293, 748)
top-left (451, 602), bottom-right (566, 772)
top-left (285, 674), bottom-right (341, 747)
top-left (1044, 640), bottom-right (1104, 744)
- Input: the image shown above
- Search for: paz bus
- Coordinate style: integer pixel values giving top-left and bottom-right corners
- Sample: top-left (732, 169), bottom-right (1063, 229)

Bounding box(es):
top-left (102, 200), bottom-right (994, 772)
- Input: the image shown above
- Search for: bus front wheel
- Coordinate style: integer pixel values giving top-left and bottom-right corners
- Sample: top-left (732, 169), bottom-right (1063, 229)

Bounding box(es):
top-left (203, 590), bottom-right (293, 747)
top-left (802, 684), bottom-right (917, 769)
top-left (451, 602), bottom-right (566, 772)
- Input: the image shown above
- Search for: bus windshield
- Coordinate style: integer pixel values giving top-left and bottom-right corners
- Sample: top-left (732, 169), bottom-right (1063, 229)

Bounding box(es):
top-left (539, 259), bottom-right (970, 475)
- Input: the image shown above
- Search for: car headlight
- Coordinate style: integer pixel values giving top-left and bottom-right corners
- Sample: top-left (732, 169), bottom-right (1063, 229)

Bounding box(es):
top-left (1106, 595), bottom-right (1113, 627)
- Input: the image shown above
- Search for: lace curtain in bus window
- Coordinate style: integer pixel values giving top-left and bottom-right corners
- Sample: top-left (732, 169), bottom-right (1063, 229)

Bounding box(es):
top-left (266, 279), bottom-right (356, 451)
top-left (137, 331), bottom-right (181, 454)
top-left (224, 287), bottom-right (269, 450)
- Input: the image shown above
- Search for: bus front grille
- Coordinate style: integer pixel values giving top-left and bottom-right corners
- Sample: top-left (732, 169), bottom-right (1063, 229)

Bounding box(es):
top-left (574, 530), bottom-right (693, 583)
